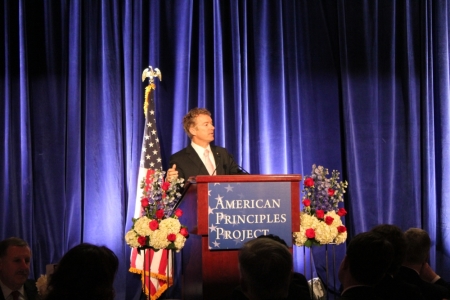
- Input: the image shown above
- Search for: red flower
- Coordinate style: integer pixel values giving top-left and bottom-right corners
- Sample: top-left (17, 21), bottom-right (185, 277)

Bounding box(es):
top-left (162, 181), bottom-right (170, 191)
top-left (325, 216), bottom-right (334, 225)
top-left (141, 198), bottom-right (149, 208)
top-left (180, 227), bottom-right (189, 237)
top-left (302, 199), bottom-right (311, 207)
top-left (337, 225), bottom-right (347, 233)
top-left (337, 208), bottom-right (347, 217)
top-left (167, 233), bottom-right (176, 242)
top-left (156, 209), bottom-right (165, 219)
top-left (174, 209), bottom-right (183, 217)
top-left (305, 228), bottom-right (315, 238)
top-left (137, 236), bottom-right (146, 246)
top-left (328, 188), bottom-right (335, 197)
top-left (304, 177), bottom-right (314, 187)
top-left (316, 210), bottom-right (324, 219)
top-left (149, 220), bottom-right (159, 230)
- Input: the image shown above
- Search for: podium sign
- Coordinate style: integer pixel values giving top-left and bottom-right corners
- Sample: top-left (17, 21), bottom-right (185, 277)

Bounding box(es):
top-left (179, 175), bottom-right (300, 299)
top-left (207, 182), bottom-right (292, 249)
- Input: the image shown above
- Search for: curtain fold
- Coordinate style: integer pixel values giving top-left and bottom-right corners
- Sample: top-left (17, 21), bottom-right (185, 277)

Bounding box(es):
top-left (2, 1), bottom-right (450, 298)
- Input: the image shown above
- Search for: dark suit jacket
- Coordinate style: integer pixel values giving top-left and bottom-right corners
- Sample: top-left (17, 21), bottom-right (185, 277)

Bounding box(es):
top-left (229, 272), bottom-right (312, 300)
top-left (435, 277), bottom-right (450, 293)
top-left (169, 144), bottom-right (246, 181)
top-left (395, 266), bottom-right (449, 300)
top-left (375, 274), bottom-right (425, 300)
top-left (338, 286), bottom-right (383, 300)
top-left (0, 279), bottom-right (39, 300)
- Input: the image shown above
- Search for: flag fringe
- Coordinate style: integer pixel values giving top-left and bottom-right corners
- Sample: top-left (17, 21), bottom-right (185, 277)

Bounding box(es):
top-left (129, 267), bottom-right (173, 299)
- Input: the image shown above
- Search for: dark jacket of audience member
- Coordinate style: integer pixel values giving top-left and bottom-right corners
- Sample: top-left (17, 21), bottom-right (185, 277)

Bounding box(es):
top-left (44, 243), bottom-right (118, 300)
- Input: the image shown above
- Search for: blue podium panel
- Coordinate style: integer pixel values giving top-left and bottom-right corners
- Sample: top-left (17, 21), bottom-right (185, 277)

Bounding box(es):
top-left (207, 181), bottom-right (292, 250)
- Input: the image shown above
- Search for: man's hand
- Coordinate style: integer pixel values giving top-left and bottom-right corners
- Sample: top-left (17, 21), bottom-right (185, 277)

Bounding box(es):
top-left (167, 164), bottom-right (178, 181)
top-left (420, 262), bottom-right (440, 283)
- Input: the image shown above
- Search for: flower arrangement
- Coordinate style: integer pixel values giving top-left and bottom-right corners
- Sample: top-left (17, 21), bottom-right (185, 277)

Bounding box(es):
top-left (125, 169), bottom-right (188, 251)
top-left (294, 164), bottom-right (349, 247)
top-left (36, 274), bottom-right (48, 298)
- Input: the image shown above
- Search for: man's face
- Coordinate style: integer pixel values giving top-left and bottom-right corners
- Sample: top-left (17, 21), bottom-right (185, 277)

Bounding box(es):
top-left (0, 246), bottom-right (31, 290)
top-left (190, 114), bottom-right (215, 146)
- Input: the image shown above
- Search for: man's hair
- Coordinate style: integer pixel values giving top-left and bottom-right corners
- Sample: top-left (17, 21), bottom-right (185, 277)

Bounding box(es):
top-left (346, 231), bottom-right (394, 285)
top-left (0, 237), bottom-right (29, 258)
top-left (182, 108), bottom-right (211, 139)
top-left (403, 228), bottom-right (431, 264)
top-left (370, 224), bottom-right (406, 274)
top-left (45, 243), bottom-right (119, 300)
top-left (238, 238), bottom-right (292, 300)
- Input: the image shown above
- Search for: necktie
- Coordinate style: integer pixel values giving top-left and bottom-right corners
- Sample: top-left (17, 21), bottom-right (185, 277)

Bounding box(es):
top-left (203, 149), bottom-right (215, 175)
top-left (11, 291), bottom-right (20, 300)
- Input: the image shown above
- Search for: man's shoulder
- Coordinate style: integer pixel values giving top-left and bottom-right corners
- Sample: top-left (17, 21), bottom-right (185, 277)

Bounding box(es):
top-left (339, 286), bottom-right (382, 300)
top-left (170, 145), bottom-right (193, 158)
top-left (210, 145), bottom-right (229, 156)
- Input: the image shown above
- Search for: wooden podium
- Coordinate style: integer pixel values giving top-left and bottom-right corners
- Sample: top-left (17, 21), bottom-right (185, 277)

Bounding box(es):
top-left (178, 174), bottom-right (301, 299)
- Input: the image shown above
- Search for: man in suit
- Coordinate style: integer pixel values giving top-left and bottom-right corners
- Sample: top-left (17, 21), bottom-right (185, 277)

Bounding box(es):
top-left (0, 237), bottom-right (38, 300)
top-left (370, 224), bottom-right (425, 300)
top-left (167, 107), bottom-right (246, 181)
top-left (396, 228), bottom-right (450, 300)
top-left (338, 231), bottom-right (394, 300)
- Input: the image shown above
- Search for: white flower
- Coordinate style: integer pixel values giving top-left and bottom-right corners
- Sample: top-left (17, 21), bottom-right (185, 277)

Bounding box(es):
top-left (36, 274), bottom-right (48, 296)
top-left (314, 222), bottom-right (338, 244)
top-left (174, 233), bottom-right (187, 252)
top-left (334, 231), bottom-right (347, 245)
top-left (324, 211), bottom-right (343, 228)
top-left (149, 229), bottom-right (171, 249)
top-left (300, 213), bottom-right (320, 229)
top-left (125, 230), bottom-right (140, 248)
top-left (134, 216), bottom-right (152, 236)
top-left (159, 218), bottom-right (181, 234)
top-left (293, 229), bottom-right (308, 246)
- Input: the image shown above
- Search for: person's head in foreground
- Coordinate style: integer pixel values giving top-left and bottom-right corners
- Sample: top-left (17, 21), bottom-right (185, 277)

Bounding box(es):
top-left (403, 227), bottom-right (431, 265)
top-left (238, 237), bottom-right (292, 300)
top-left (45, 243), bottom-right (118, 300)
top-left (370, 224), bottom-right (407, 275)
top-left (338, 231), bottom-right (394, 289)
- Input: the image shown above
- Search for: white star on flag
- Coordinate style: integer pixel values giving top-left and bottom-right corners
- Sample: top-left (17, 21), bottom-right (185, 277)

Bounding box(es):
top-left (225, 184), bottom-right (234, 192)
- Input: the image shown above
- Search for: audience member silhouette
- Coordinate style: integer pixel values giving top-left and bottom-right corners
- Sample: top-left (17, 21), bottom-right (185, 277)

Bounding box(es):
top-left (338, 231), bottom-right (394, 300)
top-left (0, 237), bottom-right (38, 300)
top-left (231, 235), bottom-right (305, 300)
top-left (44, 243), bottom-right (118, 300)
top-left (370, 224), bottom-right (424, 300)
top-left (396, 228), bottom-right (450, 300)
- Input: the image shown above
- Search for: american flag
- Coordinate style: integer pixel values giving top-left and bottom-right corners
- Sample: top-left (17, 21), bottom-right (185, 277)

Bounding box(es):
top-left (129, 82), bottom-right (172, 299)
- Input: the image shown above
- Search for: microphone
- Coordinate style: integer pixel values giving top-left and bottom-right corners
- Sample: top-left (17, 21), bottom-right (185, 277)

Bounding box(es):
top-left (236, 164), bottom-right (250, 174)
top-left (227, 152), bottom-right (250, 174)
top-left (212, 152), bottom-right (220, 175)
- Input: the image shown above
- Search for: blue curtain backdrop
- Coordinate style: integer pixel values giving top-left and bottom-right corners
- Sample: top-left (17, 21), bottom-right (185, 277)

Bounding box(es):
top-left (1, 0), bottom-right (450, 299)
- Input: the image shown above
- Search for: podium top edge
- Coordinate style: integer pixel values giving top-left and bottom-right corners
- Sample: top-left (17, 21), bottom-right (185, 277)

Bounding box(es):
top-left (188, 174), bottom-right (302, 183)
